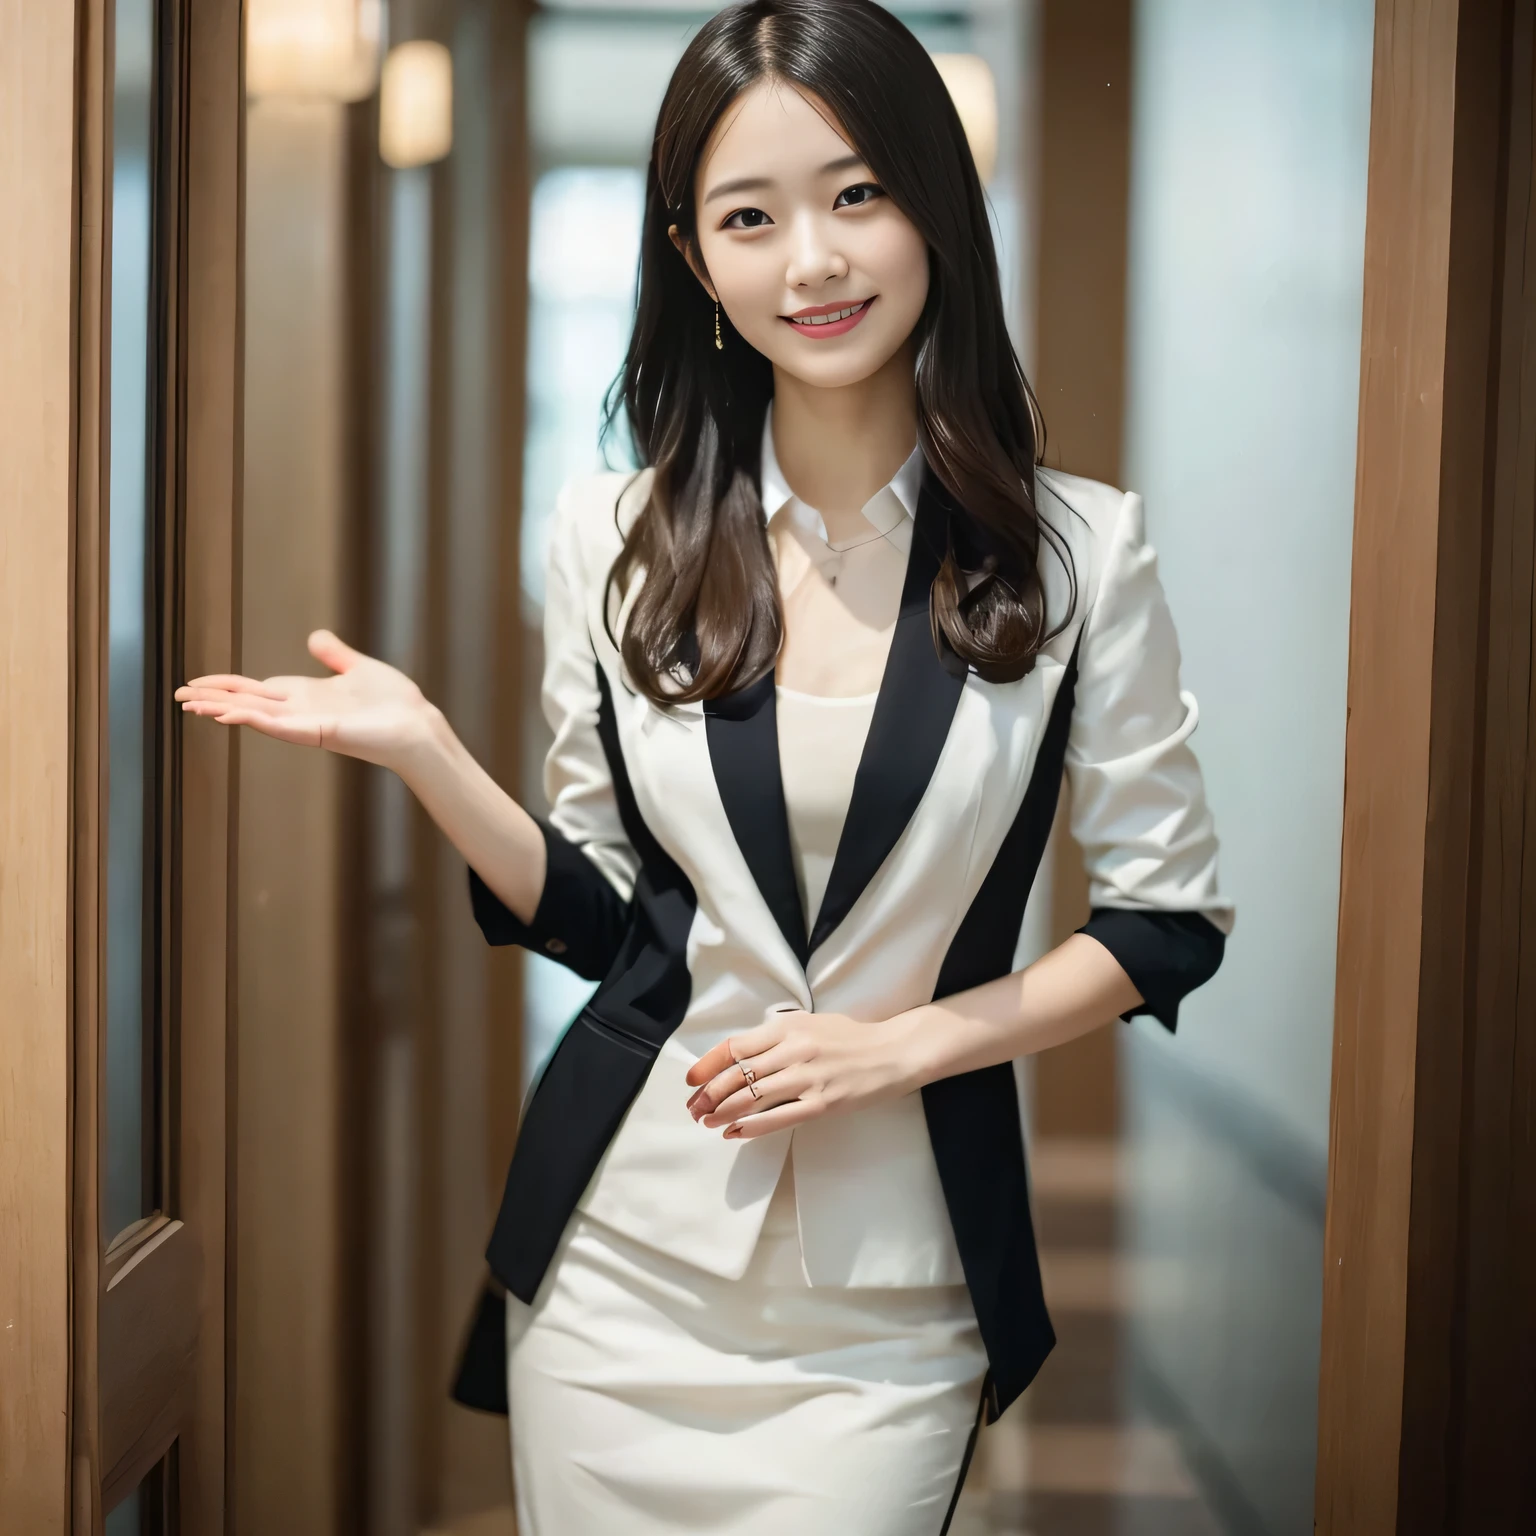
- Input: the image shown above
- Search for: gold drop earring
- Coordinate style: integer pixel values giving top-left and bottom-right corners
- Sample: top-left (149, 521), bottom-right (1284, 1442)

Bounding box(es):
top-left (714, 300), bottom-right (723, 351)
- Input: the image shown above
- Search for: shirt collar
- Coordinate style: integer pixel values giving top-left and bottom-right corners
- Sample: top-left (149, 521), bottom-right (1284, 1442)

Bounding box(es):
top-left (758, 399), bottom-right (924, 544)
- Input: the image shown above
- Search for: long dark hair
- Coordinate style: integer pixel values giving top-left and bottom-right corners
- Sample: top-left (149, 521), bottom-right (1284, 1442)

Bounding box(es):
top-left (607, 0), bottom-right (1070, 704)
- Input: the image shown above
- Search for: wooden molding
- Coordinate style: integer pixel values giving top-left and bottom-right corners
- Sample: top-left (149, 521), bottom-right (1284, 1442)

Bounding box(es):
top-left (72, 0), bottom-right (111, 1527)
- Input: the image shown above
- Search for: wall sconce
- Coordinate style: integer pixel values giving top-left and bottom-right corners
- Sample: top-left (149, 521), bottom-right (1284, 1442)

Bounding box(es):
top-left (379, 41), bottom-right (454, 169)
top-left (246, 0), bottom-right (382, 103)
top-left (932, 54), bottom-right (999, 184)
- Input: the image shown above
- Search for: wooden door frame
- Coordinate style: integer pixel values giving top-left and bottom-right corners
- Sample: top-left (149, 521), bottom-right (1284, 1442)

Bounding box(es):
top-left (0, 0), bottom-right (243, 1528)
top-left (1320, 0), bottom-right (1536, 1528)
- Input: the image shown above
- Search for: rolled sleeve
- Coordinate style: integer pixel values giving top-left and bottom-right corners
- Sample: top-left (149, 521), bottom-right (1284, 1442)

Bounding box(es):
top-left (467, 818), bottom-right (630, 982)
top-left (1067, 490), bottom-right (1234, 1029)
top-left (1078, 907), bottom-right (1226, 1032)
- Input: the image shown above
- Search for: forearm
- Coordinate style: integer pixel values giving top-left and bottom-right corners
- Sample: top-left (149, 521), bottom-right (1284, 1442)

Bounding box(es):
top-left (902, 933), bottom-right (1142, 1087)
top-left (393, 704), bottom-right (546, 924)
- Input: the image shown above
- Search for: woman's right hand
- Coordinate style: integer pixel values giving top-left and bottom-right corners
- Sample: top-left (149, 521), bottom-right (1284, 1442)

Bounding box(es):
top-left (175, 629), bottom-right (434, 771)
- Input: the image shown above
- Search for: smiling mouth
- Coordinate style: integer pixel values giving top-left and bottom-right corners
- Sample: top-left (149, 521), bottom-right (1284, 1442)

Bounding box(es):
top-left (781, 297), bottom-right (876, 336)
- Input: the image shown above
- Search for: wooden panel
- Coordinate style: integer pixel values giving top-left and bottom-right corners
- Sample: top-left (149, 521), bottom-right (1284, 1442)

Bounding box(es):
top-left (1317, 0), bottom-right (1459, 1525)
top-left (1394, 0), bottom-right (1510, 1526)
top-left (1317, 0), bottom-right (1515, 1528)
top-left (101, 1220), bottom-right (202, 1485)
top-left (1031, 0), bottom-right (1134, 1139)
top-left (1454, 15), bottom-right (1536, 1527)
top-left (0, 0), bottom-right (82, 1529)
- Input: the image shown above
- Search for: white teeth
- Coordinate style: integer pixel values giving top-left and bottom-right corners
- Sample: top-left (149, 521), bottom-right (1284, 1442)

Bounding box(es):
top-left (791, 302), bottom-right (864, 326)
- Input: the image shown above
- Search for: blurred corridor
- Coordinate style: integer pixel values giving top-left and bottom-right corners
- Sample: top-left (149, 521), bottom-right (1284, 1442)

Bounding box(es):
top-left (230, 3), bottom-right (1371, 1533)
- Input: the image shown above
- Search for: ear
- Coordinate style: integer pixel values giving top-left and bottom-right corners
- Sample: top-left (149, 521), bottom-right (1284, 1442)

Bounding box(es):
top-left (667, 222), bottom-right (718, 303)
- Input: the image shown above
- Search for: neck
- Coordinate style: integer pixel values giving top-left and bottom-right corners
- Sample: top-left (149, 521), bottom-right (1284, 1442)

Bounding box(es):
top-left (769, 343), bottom-right (919, 534)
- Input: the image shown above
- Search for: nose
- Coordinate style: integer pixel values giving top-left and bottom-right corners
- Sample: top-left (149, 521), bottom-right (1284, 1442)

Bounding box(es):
top-left (783, 208), bottom-right (849, 291)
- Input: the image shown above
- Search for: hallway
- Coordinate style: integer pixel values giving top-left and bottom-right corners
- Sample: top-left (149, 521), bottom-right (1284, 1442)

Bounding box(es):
top-left (952, 1140), bottom-right (1223, 1536)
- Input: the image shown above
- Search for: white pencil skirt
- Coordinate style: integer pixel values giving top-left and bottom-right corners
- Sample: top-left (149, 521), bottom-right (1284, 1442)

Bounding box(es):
top-left (505, 1160), bottom-right (989, 1535)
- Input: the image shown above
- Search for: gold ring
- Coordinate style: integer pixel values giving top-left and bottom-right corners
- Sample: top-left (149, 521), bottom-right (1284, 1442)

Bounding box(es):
top-left (741, 1063), bottom-right (760, 1098)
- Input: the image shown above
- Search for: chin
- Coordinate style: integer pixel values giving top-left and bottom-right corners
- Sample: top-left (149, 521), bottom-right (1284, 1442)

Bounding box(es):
top-left (767, 345), bottom-right (901, 391)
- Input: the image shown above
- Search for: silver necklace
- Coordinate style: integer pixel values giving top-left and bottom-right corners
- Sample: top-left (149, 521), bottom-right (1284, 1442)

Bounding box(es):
top-left (816, 523), bottom-right (893, 588)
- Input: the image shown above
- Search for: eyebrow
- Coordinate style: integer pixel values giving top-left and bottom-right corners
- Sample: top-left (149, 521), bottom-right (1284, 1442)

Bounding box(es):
top-left (702, 151), bottom-right (867, 204)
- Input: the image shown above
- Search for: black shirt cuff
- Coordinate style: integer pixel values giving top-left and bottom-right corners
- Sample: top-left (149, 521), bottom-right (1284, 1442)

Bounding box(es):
top-left (466, 818), bottom-right (630, 983)
top-left (1078, 907), bottom-right (1227, 1032)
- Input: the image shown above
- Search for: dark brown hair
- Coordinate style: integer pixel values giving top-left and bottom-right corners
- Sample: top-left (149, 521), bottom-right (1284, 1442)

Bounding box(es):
top-left (606, 0), bottom-right (1071, 703)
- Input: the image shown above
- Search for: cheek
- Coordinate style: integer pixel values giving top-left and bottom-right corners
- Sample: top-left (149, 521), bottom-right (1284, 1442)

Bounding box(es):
top-left (697, 232), bottom-right (773, 314)
top-left (865, 222), bottom-right (930, 317)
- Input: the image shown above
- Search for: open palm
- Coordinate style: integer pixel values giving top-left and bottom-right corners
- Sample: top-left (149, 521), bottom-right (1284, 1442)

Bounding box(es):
top-left (175, 629), bottom-right (429, 769)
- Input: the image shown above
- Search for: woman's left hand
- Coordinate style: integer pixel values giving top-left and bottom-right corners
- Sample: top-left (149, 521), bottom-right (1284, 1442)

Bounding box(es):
top-left (684, 1009), bottom-right (930, 1139)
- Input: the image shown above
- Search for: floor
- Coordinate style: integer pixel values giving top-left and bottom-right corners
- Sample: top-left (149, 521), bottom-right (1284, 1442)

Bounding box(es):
top-left (426, 1140), bottom-right (1226, 1536)
top-left (948, 1139), bottom-right (1223, 1536)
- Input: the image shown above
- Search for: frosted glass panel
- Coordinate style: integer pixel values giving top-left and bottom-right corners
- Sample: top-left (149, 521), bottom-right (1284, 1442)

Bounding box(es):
top-left (105, 0), bottom-right (158, 1241)
top-left (1120, 0), bottom-right (1374, 1528)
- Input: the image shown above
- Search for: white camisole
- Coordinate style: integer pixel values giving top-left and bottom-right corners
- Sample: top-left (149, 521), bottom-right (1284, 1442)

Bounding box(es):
top-left (775, 684), bottom-right (879, 932)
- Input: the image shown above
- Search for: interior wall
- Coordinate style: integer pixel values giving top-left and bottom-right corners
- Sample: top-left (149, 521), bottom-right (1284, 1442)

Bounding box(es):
top-left (236, 95), bottom-right (349, 1536)
top-left (1117, 1), bottom-right (1375, 1530)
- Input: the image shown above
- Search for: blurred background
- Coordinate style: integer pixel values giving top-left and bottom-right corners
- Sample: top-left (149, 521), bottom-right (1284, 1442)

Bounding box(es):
top-left (231, 1), bottom-right (1373, 1532)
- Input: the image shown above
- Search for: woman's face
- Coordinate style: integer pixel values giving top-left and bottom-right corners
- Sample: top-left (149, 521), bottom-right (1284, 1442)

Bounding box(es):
top-left (676, 79), bottom-right (930, 391)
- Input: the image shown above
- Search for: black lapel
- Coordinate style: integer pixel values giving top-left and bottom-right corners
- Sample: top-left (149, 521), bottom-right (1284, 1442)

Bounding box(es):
top-left (703, 669), bottom-right (810, 966)
top-left (808, 470), bottom-right (968, 956)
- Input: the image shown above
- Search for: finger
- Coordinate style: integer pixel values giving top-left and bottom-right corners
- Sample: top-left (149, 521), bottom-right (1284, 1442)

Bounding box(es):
top-left (185, 705), bottom-right (323, 747)
top-left (178, 674), bottom-right (287, 700)
top-left (178, 686), bottom-right (289, 713)
top-left (308, 629), bottom-right (365, 674)
top-left (683, 1020), bottom-right (789, 1089)
top-left (723, 1099), bottom-right (823, 1140)
top-left (701, 1068), bottom-right (804, 1128)
top-left (688, 1038), bottom-right (799, 1116)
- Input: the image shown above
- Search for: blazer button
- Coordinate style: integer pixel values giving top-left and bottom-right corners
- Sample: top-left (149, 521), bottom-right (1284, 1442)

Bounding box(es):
top-left (544, 937), bottom-right (568, 955)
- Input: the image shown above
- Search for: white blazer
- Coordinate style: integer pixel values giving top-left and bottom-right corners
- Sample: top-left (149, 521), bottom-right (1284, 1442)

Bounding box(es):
top-left (462, 451), bottom-right (1232, 1420)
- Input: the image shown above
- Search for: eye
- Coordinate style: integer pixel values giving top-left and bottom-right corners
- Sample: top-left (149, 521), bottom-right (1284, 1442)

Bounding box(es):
top-left (834, 181), bottom-right (885, 209)
top-left (721, 206), bottom-right (773, 231)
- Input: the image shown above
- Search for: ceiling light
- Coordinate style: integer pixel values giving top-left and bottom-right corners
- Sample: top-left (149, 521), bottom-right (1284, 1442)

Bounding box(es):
top-left (379, 41), bottom-right (454, 169)
top-left (246, 0), bottom-right (382, 103)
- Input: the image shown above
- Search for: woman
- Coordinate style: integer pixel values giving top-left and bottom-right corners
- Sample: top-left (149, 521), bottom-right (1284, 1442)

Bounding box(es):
top-left (179, 2), bottom-right (1232, 1530)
